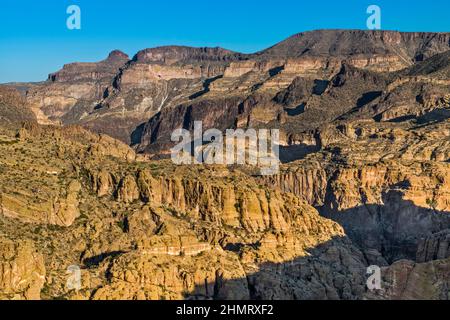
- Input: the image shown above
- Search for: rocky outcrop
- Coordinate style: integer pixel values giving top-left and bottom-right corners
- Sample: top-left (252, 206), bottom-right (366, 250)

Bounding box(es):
top-left (89, 168), bottom-right (343, 239)
top-left (0, 118), bottom-right (449, 300)
top-left (368, 258), bottom-right (450, 300)
top-left (263, 164), bottom-right (328, 206)
top-left (0, 180), bottom-right (81, 227)
top-left (136, 95), bottom-right (246, 154)
top-left (119, 62), bottom-right (226, 84)
top-left (48, 50), bottom-right (129, 83)
top-left (80, 161), bottom-right (367, 300)
top-left (0, 123), bottom-right (138, 228)
top-left (50, 180), bottom-right (82, 227)
top-left (224, 60), bottom-right (283, 78)
top-left (89, 169), bottom-right (116, 197)
top-left (87, 134), bottom-right (136, 162)
top-left (0, 237), bottom-right (46, 300)
top-left (263, 159), bottom-right (450, 262)
top-left (116, 175), bottom-right (140, 204)
top-left (417, 230), bottom-right (450, 263)
top-left (133, 46), bottom-right (245, 64)
top-left (88, 177), bottom-right (355, 300)
top-left (0, 86), bottom-right (36, 127)
top-left (92, 249), bottom-right (250, 300)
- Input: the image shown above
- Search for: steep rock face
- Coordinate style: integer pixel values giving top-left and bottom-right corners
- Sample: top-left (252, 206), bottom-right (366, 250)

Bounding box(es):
top-left (224, 60), bottom-right (283, 78)
top-left (136, 95), bottom-right (246, 154)
top-left (257, 30), bottom-right (450, 63)
top-left (116, 175), bottom-right (140, 204)
top-left (89, 167), bottom-right (344, 239)
top-left (0, 123), bottom-right (362, 301)
top-left (117, 62), bottom-right (226, 85)
top-left (322, 162), bottom-right (450, 213)
top-left (90, 197), bottom-right (360, 300)
top-left (49, 180), bottom-right (82, 227)
top-left (0, 180), bottom-right (81, 227)
top-left (416, 230), bottom-right (450, 263)
top-left (48, 50), bottom-right (129, 83)
top-left (367, 258), bottom-right (450, 300)
top-left (92, 249), bottom-right (250, 300)
top-left (0, 123), bottom-right (137, 227)
top-left (262, 164), bottom-right (329, 206)
top-left (407, 50), bottom-right (450, 79)
top-left (0, 237), bottom-right (46, 300)
top-left (263, 160), bottom-right (450, 262)
top-left (26, 83), bottom-right (98, 125)
top-left (0, 86), bottom-right (36, 127)
top-left (243, 237), bottom-right (367, 300)
top-left (133, 46), bottom-right (245, 64)
top-left (83, 163), bottom-right (369, 300)
top-left (11, 30), bottom-right (450, 150)
top-left (24, 50), bottom-right (129, 127)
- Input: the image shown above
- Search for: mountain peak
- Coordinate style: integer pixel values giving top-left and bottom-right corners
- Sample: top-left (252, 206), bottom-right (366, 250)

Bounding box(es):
top-left (106, 50), bottom-right (129, 61)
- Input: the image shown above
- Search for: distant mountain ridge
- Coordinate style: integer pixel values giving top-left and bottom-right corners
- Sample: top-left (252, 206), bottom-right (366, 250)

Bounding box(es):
top-left (254, 30), bottom-right (450, 61)
top-left (43, 29), bottom-right (450, 81)
top-left (1, 29), bottom-right (449, 147)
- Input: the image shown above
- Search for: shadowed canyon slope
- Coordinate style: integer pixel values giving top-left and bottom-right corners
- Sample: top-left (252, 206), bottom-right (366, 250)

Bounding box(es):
top-left (0, 29), bottom-right (449, 300)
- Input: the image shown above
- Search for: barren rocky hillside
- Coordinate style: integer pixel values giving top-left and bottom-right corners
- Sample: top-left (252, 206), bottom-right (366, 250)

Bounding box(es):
top-left (0, 29), bottom-right (449, 300)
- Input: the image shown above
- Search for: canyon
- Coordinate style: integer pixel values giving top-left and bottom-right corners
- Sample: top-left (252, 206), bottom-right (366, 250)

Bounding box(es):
top-left (0, 29), bottom-right (449, 300)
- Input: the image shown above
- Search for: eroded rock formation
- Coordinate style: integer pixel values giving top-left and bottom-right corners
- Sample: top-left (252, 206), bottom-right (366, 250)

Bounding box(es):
top-left (0, 29), bottom-right (449, 300)
top-left (0, 237), bottom-right (46, 300)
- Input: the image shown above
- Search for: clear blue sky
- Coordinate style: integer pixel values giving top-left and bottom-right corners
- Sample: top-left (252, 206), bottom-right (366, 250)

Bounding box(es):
top-left (0, 0), bottom-right (449, 83)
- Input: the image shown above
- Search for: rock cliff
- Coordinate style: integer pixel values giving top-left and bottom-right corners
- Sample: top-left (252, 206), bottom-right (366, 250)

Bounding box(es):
top-left (8, 30), bottom-right (449, 148)
top-left (0, 29), bottom-right (449, 300)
